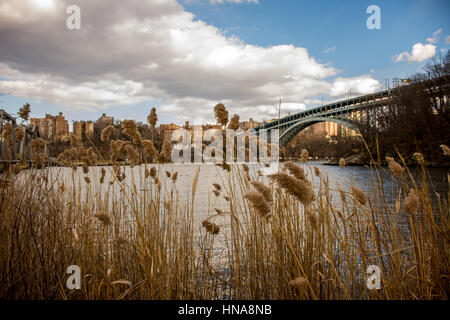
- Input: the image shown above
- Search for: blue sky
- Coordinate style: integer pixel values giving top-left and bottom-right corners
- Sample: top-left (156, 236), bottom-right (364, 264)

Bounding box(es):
top-left (182, 0), bottom-right (449, 80)
top-left (0, 0), bottom-right (449, 126)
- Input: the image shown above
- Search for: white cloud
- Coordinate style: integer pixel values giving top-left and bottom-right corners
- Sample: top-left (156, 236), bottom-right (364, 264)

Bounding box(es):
top-left (329, 76), bottom-right (383, 97)
top-left (446, 35), bottom-right (450, 45)
top-left (0, 0), bottom-right (380, 123)
top-left (324, 46), bottom-right (336, 54)
top-left (394, 29), bottom-right (441, 63)
top-left (426, 28), bottom-right (442, 44)
top-left (394, 43), bottom-right (436, 63)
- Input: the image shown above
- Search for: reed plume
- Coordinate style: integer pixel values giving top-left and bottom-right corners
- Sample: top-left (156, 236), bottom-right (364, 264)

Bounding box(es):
top-left (284, 161), bottom-right (306, 180)
top-left (413, 152), bottom-right (424, 165)
top-left (70, 134), bottom-right (79, 147)
top-left (214, 103), bottom-right (229, 127)
top-left (147, 107), bottom-right (158, 128)
top-left (314, 166), bottom-right (320, 177)
top-left (110, 140), bottom-right (127, 162)
top-left (202, 220), bottom-right (220, 235)
top-left (300, 149), bottom-right (309, 163)
top-left (244, 191), bottom-right (271, 217)
top-left (288, 277), bottom-right (308, 290)
top-left (403, 188), bottom-right (419, 214)
top-left (142, 140), bottom-right (158, 160)
top-left (228, 114), bottom-right (240, 130)
top-left (100, 167), bottom-right (106, 184)
top-left (94, 213), bottom-right (112, 226)
top-left (440, 144), bottom-right (450, 156)
top-left (269, 172), bottom-right (313, 205)
top-left (31, 138), bottom-right (46, 152)
top-left (121, 120), bottom-right (142, 145)
top-left (1, 122), bottom-right (12, 139)
top-left (149, 167), bottom-right (157, 179)
top-left (212, 190), bottom-right (220, 197)
top-left (125, 144), bottom-right (139, 167)
top-left (14, 127), bottom-right (24, 142)
top-left (101, 125), bottom-right (114, 143)
top-left (339, 158), bottom-right (346, 169)
top-left (160, 139), bottom-right (172, 163)
top-left (250, 181), bottom-right (273, 203)
top-left (350, 186), bottom-right (367, 205)
top-left (216, 163), bottom-right (231, 172)
top-left (386, 156), bottom-right (404, 178)
top-left (17, 103), bottom-right (31, 121)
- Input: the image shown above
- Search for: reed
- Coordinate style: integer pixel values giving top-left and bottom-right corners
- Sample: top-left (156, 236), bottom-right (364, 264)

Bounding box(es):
top-left (0, 145), bottom-right (448, 300)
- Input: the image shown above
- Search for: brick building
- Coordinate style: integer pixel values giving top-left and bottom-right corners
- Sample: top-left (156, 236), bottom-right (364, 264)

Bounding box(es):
top-left (97, 113), bottom-right (114, 126)
top-left (73, 121), bottom-right (94, 141)
top-left (30, 112), bottom-right (69, 140)
top-left (159, 123), bottom-right (181, 142)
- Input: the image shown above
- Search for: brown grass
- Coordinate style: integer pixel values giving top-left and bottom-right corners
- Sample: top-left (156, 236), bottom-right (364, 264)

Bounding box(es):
top-left (0, 145), bottom-right (448, 300)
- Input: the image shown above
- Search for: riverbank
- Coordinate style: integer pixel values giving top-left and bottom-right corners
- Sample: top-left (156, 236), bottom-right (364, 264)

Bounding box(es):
top-left (324, 152), bottom-right (450, 168)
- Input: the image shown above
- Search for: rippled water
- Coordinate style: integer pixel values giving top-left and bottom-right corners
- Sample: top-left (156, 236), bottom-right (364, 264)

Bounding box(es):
top-left (42, 161), bottom-right (448, 249)
top-left (42, 161), bottom-right (449, 224)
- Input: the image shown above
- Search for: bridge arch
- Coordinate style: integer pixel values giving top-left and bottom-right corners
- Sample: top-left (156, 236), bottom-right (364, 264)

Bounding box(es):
top-left (277, 116), bottom-right (360, 146)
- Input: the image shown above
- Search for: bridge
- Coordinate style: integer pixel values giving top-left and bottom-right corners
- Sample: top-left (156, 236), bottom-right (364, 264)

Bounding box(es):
top-left (254, 76), bottom-right (449, 146)
top-left (0, 109), bottom-right (40, 164)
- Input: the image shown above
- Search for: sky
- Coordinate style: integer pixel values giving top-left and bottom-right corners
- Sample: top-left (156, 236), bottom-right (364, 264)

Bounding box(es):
top-left (0, 0), bottom-right (449, 127)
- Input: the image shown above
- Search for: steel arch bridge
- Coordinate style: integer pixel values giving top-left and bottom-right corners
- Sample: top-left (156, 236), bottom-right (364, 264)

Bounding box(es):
top-left (254, 88), bottom-right (395, 147)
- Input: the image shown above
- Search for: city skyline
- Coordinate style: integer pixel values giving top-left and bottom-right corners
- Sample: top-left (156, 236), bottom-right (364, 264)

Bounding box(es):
top-left (1, 0), bottom-right (449, 125)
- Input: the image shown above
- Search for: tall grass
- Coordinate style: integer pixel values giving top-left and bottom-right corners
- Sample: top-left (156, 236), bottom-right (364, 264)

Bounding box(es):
top-left (0, 153), bottom-right (448, 299)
